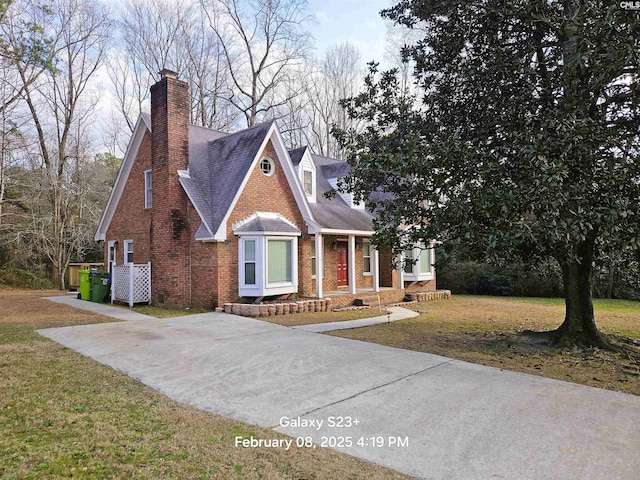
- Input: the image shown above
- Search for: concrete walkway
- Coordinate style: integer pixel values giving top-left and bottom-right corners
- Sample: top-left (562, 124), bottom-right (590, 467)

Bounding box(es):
top-left (45, 295), bottom-right (156, 321)
top-left (38, 311), bottom-right (640, 480)
top-left (292, 306), bottom-right (419, 332)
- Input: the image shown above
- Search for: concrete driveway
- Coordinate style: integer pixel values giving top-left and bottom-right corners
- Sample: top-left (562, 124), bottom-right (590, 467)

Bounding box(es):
top-left (39, 312), bottom-right (640, 480)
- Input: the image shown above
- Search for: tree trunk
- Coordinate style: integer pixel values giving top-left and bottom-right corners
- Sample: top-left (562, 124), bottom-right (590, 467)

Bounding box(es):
top-left (555, 243), bottom-right (606, 348)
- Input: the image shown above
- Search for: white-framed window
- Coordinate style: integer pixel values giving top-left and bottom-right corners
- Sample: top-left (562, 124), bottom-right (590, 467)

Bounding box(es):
top-left (237, 234), bottom-right (298, 297)
top-left (124, 240), bottom-right (133, 264)
top-left (107, 240), bottom-right (117, 273)
top-left (144, 170), bottom-right (152, 208)
top-left (303, 170), bottom-right (313, 196)
top-left (363, 240), bottom-right (372, 274)
top-left (311, 239), bottom-right (316, 277)
top-left (420, 246), bottom-right (432, 274)
top-left (243, 239), bottom-right (257, 285)
top-left (403, 242), bottom-right (434, 280)
top-left (260, 157), bottom-right (274, 176)
top-left (267, 239), bottom-right (292, 284)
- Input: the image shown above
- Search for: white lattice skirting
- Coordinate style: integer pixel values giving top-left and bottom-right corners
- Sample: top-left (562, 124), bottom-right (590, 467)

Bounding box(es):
top-left (112, 263), bottom-right (151, 307)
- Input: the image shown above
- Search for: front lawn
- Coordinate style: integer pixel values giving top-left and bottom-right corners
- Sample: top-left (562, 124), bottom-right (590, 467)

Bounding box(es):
top-left (330, 295), bottom-right (640, 396)
top-left (0, 289), bottom-right (411, 479)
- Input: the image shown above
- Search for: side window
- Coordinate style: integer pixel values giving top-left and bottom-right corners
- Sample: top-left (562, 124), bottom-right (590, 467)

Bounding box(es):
top-left (144, 170), bottom-right (152, 208)
top-left (404, 248), bottom-right (413, 274)
top-left (363, 240), bottom-right (371, 274)
top-left (244, 239), bottom-right (256, 285)
top-left (124, 240), bottom-right (133, 264)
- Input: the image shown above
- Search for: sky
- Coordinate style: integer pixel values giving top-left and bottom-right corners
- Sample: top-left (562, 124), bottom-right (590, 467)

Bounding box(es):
top-left (94, 0), bottom-right (398, 155)
top-left (306, 0), bottom-right (393, 66)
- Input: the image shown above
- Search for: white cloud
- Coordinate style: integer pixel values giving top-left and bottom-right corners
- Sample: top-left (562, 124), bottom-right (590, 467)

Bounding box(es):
top-left (365, 18), bottom-right (378, 30)
top-left (315, 11), bottom-right (330, 23)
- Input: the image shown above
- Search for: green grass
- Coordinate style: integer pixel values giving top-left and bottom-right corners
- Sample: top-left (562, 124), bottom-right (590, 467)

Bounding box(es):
top-left (500, 296), bottom-right (640, 312)
top-left (0, 290), bottom-right (411, 480)
top-left (331, 295), bottom-right (640, 396)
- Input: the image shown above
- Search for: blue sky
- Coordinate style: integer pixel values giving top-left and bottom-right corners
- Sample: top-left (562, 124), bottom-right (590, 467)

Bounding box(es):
top-left (306, 0), bottom-right (393, 65)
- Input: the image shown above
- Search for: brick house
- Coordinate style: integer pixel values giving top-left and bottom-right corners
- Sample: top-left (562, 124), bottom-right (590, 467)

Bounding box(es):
top-left (94, 70), bottom-right (436, 309)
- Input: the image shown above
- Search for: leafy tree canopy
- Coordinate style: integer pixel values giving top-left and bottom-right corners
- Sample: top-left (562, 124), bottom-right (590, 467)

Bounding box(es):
top-left (335, 1), bottom-right (640, 347)
top-left (0, 0), bottom-right (54, 71)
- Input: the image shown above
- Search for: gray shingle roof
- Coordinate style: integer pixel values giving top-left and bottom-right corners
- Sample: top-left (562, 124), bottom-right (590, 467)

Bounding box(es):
top-left (288, 146), bottom-right (307, 166)
top-left (234, 216), bottom-right (300, 234)
top-left (310, 154), bottom-right (375, 231)
top-left (321, 162), bottom-right (350, 179)
top-left (180, 121), bottom-right (274, 239)
top-left (178, 121), bottom-right (375, 237)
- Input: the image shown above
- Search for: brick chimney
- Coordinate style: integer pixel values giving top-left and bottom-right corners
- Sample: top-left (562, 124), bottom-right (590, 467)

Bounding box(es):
top-left (150, 69), bottom-right (191, 307)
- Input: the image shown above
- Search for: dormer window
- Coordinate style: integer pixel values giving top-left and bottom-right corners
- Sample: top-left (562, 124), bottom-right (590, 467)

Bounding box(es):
top-left (303, 170), bottom-right (313, 196)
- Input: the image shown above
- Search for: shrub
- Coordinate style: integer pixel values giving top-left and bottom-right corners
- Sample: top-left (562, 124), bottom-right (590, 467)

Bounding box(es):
top-left (0, 267), bottom-right (55, 290)
top-left (470, 273), bottom-right (512, 296)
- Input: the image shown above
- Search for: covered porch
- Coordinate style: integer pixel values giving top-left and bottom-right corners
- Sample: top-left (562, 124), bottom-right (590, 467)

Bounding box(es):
top-left (310, 230), bottom-right (404, 301)
top-left (321, 287), bottom-right (407, 310)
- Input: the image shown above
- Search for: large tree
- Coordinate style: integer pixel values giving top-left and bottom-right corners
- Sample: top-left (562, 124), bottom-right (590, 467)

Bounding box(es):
top-left (201, 0), bottom-right (312, 126)
top-left (8, 0), bottom-right (110, 288)
top-left (335, 1), bottom-right (640, 347)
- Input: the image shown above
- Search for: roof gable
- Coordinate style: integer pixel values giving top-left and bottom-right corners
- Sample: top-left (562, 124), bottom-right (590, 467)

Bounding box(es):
top-left (95, 115), bottom-right (150, 241)
top-left (181, 122), bottom-right (316, 241)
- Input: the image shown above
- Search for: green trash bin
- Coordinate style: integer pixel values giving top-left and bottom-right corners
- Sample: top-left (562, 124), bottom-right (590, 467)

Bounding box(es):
top-left (90, 271), bottom-right (111, 303)
top-left (78, 270), bottom-right (91, 300)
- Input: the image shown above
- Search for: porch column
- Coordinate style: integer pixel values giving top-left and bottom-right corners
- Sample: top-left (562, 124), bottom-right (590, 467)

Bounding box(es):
top-left (397, 253), bottom-right (405, 289)
top-left (315, 232), bottom-right (323, 299)
top-left (348, 235), bottom-right (356, 294)
top-left (372, 246), bottom-right (380, 292)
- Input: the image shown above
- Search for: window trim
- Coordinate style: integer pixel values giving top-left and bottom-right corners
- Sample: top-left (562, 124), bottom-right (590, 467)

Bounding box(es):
top-left (303, 169), bottom-right (313, 197)
top-left (403, 242), bottom-right (434, 281)
top-left (260, 157), bottom-right (274, 176)
top-left (123, 240), bottom-right (133, 264)
top-left (241, 238), bottom-right (257, 287)
top-left (266, 238), bottom-right (294, 286)
top-left (237, 234), bottom-right (299, 297)
top-left (144, 170), bottom-right (152, 208)
top-left (363, 240), bottom-right (372, 275)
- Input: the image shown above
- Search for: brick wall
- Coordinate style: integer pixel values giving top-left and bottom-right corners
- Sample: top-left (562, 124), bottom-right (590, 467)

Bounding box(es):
top-left (405, 278), bottom-right (436, 292)
top-left (104, 132), bottom-right (152, 267)
top-left (379, 247), bottom-right (395, 288)
top-left (212, 140), bottom-right (307, 307)
top-left (149, 73), bottom-right (192, 308)
top-left (188, 203), bottom-right (218, 310)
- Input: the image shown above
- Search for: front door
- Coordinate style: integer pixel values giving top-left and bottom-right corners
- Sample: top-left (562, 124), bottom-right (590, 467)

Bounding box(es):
top-left (336, 241), bottom-right (348, 287)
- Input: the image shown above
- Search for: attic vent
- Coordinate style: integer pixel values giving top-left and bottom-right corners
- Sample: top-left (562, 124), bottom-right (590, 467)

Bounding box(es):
top-left (260, 157), bottom-right (274, 176)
